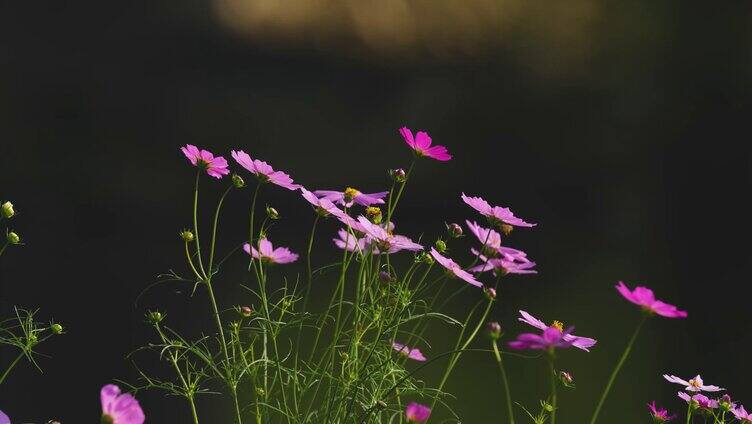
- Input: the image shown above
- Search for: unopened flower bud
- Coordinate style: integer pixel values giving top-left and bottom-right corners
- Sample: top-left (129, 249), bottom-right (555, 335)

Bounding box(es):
top-left (376, 400), bottom-right (388, 410)
top-left (415, 251), bottom-right (434, 265)
top-left (560, 371), bottom-right (574, 386)
top-left (240, 306), bottom-right (253, 317)
top-left (379, 271), bottom-right (394, 283)
top-left (446, 223), bottom-right (463, 238)
top-left (542, 400), bottom-right (554, 413)
top-left (147, 311), bottom-right (164, 324)
top-left (1, 201), bottom-right (15, 218)
top-left (266, 205), bottom-right (279, 220)
top-left (51, 323), bottom-right (64, 335)
top-left (255, 387), bottom-right (265, 396)
top-left (486, 321), bottom-right (502, 340)
top-left (230, 321), bottom-right (240, 331)
top-left (27, 333), bottom-right (38, 345)
top-left (500, 223), bottom-right (514, 236)
top-left (232, 173), bottom-right (246, 188)
top-left (484, 287), bottom-right (497, 301)
top-left (434, 239), bottom-right (447, 253)
top-left (180, 230), bottom-right (195, 242)
top-left (366, 207), bottom-right (383, 224)
top-left (6, 231), bottom-right (20, 244)
top-left (719, 394), bottom-right (733, 411)
top-left (389, 168), bottom-right (406, 183)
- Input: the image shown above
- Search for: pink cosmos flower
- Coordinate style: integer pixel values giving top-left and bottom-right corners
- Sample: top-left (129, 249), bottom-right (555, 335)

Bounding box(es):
top-left (733, 405), bottom-right (752, 423)
top-left (399, 127), bottom-right (452, 161)
top-left (0, 410), bottom-right (9, 424)
top-left (616, 282), bottom-right (688, 318)
top-left (181, 145), bottom-right (230, 178)
top-left (333, 228), bottom-right (370, 253)
top-left (356, 216), bottom-right (423, 254)
top-left (663, 374), bottom-right (724, 392)
top-left (231, 150), bottom-right (301, 190)
top-left (461, 193), bottom-right (536, 229)
top-left (508, 326), bottom-right (575, 351)
top-left (677, 392), bottom-right (718, 409)
top-left (517, 310), bottom-right (597, 351)
top-left (648, 401), bottom-right (676, 422)
top-left (314, 188), bottom-right (388, 208)
top-left (101, 384), bottom-right (145, 424)
top-left (465, 220), bottom-right (532, 261)
top-left (469, 255), bottom-right (537, 276)
top-left (405, 402), bottom-right (432, 423)
top-left (243, 238), bottom-right (299, 264)
top-left (392, 342), bottom-right (427, 362)
top-left (300, 188), bottom-right (349, 219)
top-left (429, 247), bottom-right (482, 288)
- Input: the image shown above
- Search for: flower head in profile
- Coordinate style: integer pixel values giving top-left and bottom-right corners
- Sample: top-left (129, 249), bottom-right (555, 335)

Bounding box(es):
top-left (101, 384), bottom-right (145, 424)
top-left (733, 405), bottom-right (752, 423)
top-left (231, 150), bottom-right (300, 190)
top-left (181, 145), bottom-right (230, 179)
top-left (405, 402), bottom-right (432, 423)
top-left (664, 374), bottom-right (723, 392)
top-left (429, 247), bottom-right (482, 288)
top-left (517, 310), bottom-right (596, 351)
top-left (243, 238), bottom-right (299, 264)
top-left (648, 401), bottom-right (676, 422)
top-left (461, 193), bottom-right (536, 232)
top-left (356, 216), bottom-right (423, 254)
top-left (616, 282), bottom-right (688, 318)
top-left (0, 410), bottom-right (9, 424)
top-left (392, 342), bottom-right (427, 362)
top-left (508, 326), bottom-right (575, 351)
top-left (333, 228), bottom-right (370, 253)
top-left (300, 188), bottom-right (348, 219)
top-left (399, 127), bottom-right (452, 161)
top-left (314, 188), bottom-right (388, 208)
top-left (677, 392), bottom-right (718, 409)
top-left (469, 255), bottom-right (537, 277)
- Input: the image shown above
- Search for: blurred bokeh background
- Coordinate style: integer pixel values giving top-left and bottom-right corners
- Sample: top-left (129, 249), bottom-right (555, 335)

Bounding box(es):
top-left (1, 0), bottom-right (751, 422)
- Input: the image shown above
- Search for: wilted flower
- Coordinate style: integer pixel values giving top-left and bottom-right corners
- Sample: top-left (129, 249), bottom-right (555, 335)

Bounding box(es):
top-left (508, 326), bottom-right (575, 351)
top-left (647, 401), bottom-right (676, 422)
top-left (616, 282), bottom-right (688, 318)
top-left (461, 193), bottom-right (536, 232)
top-left (429, 248), bottom-right (482, 288)
top-left (663, 374), bottom-right (723, 392)
top-left (231, 150), bottom-right (301, 190)
top-left (6, 231), bottom-right (20, 245)
top-left (181, 145), bottom-right (230, 179)
top-left (244, 238), bottom-right (298, 264)
top-left (677, 392), bottom-right (718, 409)
top-left (405, 402), bottom-right (432, 423)
top-left (180, 229), bottom-right (195, 242)
top-left (1, 201), bottom-right (14, 219)
top-left (357, 216), bottom-right (423, 254)
top-left (399, 127), bottom-right (452, 161)
top-left (314, 188), bottom-right (388, 208)
top-left (100, 384), bottom-right (145, 424)
top-left (446, 222), bottom-right (463, 238)
top-left (392, 342), bottom-right (427, 362)
top-left (390, 168), bottom-right (407, 183)
top-left (486, 321), bottom-right (502, 340)
top-left (517, 310), bottom-right (597, 351)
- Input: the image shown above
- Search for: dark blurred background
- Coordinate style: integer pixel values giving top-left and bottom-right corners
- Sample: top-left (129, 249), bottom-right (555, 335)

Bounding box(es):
top-left (1, 0), bottom-right (751, 422)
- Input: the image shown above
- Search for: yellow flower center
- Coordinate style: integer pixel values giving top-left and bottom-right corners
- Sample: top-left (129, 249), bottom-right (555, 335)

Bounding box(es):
top-left (689, 379), bottom-right (701, 388)
top-left (551, 320), bottom-right (564, 332)
top-left (344, 187), bottom-right (360, 200)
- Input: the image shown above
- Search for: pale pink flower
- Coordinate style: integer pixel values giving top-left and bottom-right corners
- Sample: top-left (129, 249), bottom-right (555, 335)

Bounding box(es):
top-left (517, 310), bottom-right (596, 351)
top-left (356, 216), bottom-right (423, 254)
top-left (333, 228), bottom-right (370, 253)
top-left (616, 282), bottom-right (688, 318)
top-left (461, 193), bottom-right (536, 229)
top-left (314, 188), bottom-right (388, 208)
top-left (101, 384), bottom-right (145, 424)
top-left (469, 252), bottom-right (537, 276)
top-left (181, 145), bottom-right (230, 178)
top-left (733, 405), bottom-right (752, 423)
top-left (392, 342), bottom-right (427, 362)
top-left (664, 374), bottom-right (723, 392)
top-left (300, 188), bottom-right (349, 219)
top-left (677, 392), bottom-right (718, 409)
top-left (429, 247), bottom-right (482, 288)
top-left (231, 150), bottom-right (300, 190)
top-left (243, 238), bottom-right (299, 264)
top-left (399, 127), bottom-right (452, 161)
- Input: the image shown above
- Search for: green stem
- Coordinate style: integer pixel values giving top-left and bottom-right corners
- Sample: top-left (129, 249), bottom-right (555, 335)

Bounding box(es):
top-left (492, 341), bottom-right (515, 424)
top-left (208, 186), bottom-right (233, 275)
top-left (193, 171), bottom-right (207, 278)
top-left (0, 241), bottom-right (8, 257)
top-left (386, 159), bottom-right (415, 225)
top-left (248, 183), bottom-right (262, 254)
top-left (589, 315), bottom-right (648, 424)
top-left (685, 403), bottom-right (693, 424)
top-left (548, 353), bottom-right (558, 424)
top-left (0, 350), bottom-right (25, 385)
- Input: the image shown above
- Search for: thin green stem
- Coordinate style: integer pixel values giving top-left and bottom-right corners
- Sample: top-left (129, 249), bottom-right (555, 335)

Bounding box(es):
top-left (548, 353), bottom-right (558, 424)
top-left (208, 186), bottom-right (233, 275)
top-left (193, 171), bottom-right (207, 278)
top-left (492, 340), bottom-right (515, 424)
top-left (386, 159), bottom-right (415, 225)
top-left (685, 403), bottom-right (693, 424)
top-left (0, 241), bottom-right (8, 257)
top-left (589, 314), bottom-right (649, 424)
top-left (0, 350), bottom-right (25, 385)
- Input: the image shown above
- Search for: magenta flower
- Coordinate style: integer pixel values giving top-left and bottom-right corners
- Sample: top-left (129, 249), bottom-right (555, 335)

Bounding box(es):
top-left (243, 238), bottom-right (299, 264)
top-left (733, 405), bottom-right (752, 423)
top-left (0, 410), bottom-right (9, 424)
top-left (314, 188), bottom-right (388, 208)
top-left (508, 326), bottom-right (575, 351)
top-left (392, 342), bottom-right (427, 362)
top-left (399, 127), bottom-right (452, 161)
top-left (461, 193), bottom-right (536, 230)
top-left (333, 228), bottom-right (369, 253)
top-left (181, 145), bottom-right (230, 179)
top-left (405, 402), bottom-right (432, 423)
top-left (677, 392), bottom-right (718, 409)
top-left (663, 374), bottom-right (724, 392)
top-left (648, 401), bottom-right (676, 422)
top-left (616, 282), bottom-right (688, 318)
top-left (469, 255), bottom-right (537, 276)
top-left (300, 188), bottom-right (349, 219)
top-left (230, 150), bottom-right (301, 190)
top-left (356, 216), bottom-right (423, 254)
top-left (101, 384), bottom-right (145, 424)
top-left (517, 310), bottom-right (597, 351)
top-left (429, 247), bottom-right (482, 288)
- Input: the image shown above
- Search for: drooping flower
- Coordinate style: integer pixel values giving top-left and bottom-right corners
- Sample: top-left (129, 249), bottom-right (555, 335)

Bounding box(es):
top-left (405, 402), bottom-right (432, 423)
top-left (356, 216), bottom-right (423, 254)
top-left (0, 410), bottom-right (9, 424)
top-left (508, 326), bottom-right (575, 351)
top-left (100, 384), bottom-right (145, 424)
top-left (399, 127), bottom-right (452, 161)
top-left (392, 342), bottom-right (427, 362)
top-left (243, 238), bottom-right (299, 264)
top-left (616, 282), bottom-right (688, 318)
top-left (231, 150), bottom-right (301, 190)
top-left (181, 145), bottom-right (230, 178)
top-left (664, 374), bottom-right (723, 392)
top-left (517, 310), bottom-right (597, 351)
top-left (429, 247), bottom-right (482, 288)
top-left (677, 392), bottom-right (718, 409)
top-left (461, 193), bottom-right (536, 232)
top-left (648, 401), bottom-right (676, 422)
top-left (333, 228), bottom-right (370, 253)
top-left (733, 405), bottom-right (752, 423)
top-left (314, 188), bottom-right (388, 208)
top-left (300, 188), bottom-right (349, 219)
top-left (469, 255), bottom-right (537, 276)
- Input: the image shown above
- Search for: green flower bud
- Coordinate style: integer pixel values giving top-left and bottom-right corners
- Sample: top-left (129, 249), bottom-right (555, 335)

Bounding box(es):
top-left (434, 239), bottom-right (447, 253)
top-left (27, 333), bottom-right (38, 346)
top-left (486, 321), bottom-right (502, 340)
top-left (1, 201), bottom-right (15, 218)
top-left (180, 229), bottom-right (195, 242)
top-left (389, 168), bottom-right (406, 183)
top-left (446, 223), bottom-right (463, 238)
top-left (266, 205), bottom-right (280, 220)
top-left (51, 323), bottom-right (64, 335)
top-left (366, 207), bottom-right (383, 224)
top-left (7, 231), bottom-right (20, 244)
top-left (415, 251), bottom-right (434, 265)
top-left (232, 173), bottom-right (246, 188)
top-left (147, 310), bottom-right (164, 324)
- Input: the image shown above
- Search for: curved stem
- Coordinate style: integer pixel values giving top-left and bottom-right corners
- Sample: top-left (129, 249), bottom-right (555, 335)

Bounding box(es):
top-left (492, 340), bottom-right (515, 424)
top-left (589, 314), bottom-right (648, 424)
top-left (208, 186), bottom-right (233, 275)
